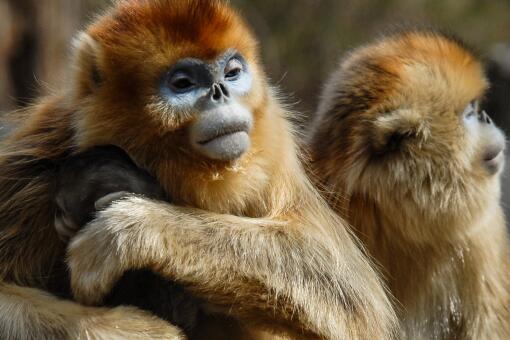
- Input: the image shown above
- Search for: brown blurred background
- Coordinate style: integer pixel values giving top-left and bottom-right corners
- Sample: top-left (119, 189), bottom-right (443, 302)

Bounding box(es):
top-left (0, 0), bottom-right (509, 213)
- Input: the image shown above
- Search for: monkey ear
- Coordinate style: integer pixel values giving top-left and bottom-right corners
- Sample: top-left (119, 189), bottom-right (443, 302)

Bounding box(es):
top-left (372, 109), bottom-right (429, 153)
top-left (71, 32), bottom-right (103, 97)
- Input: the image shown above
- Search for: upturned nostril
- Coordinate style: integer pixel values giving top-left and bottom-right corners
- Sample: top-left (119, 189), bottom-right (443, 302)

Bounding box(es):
top-left (211, 84), bottom-right (222, 101)
top-left (219, 83), bottom-right (230, 98)
top-left (481, 110), bottom-right (493, 124)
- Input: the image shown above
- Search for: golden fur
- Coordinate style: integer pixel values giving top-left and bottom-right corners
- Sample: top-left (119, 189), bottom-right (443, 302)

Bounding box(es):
top-left (309, 29), bottom-right (510, 339)
top-left (0, 1), bottom-right (397, 338)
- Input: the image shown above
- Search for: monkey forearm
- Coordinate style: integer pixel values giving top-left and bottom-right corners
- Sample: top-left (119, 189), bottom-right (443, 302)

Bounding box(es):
top-left (69, 196), bottom-right (380, 339)
top-left (0, 281), bottom-right (183, 339)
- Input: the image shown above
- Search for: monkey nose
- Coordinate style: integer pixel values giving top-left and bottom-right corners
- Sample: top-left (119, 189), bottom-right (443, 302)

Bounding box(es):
top-left (210, 83), bottom-right (230, 103)
top-left (479, 110), bottom-right (493, 125)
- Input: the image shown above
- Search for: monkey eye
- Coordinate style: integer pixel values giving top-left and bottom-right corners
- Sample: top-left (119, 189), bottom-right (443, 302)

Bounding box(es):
top-left (224, 57), bottom-right (244, 81)
top-left (462, 100), bottom-right (478, 119)
top-left (168, 72), bottom-right (197, 93)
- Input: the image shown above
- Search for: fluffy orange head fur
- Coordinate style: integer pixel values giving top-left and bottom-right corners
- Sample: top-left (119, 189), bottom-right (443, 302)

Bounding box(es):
top-left (69, 0), bottom-right (292, 215)
top-left (311, 30), bottom-right (506, 242)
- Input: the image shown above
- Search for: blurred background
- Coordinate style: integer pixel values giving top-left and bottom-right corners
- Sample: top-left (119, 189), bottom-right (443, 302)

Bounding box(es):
top-left (0, 0), bottom-right (509, 214)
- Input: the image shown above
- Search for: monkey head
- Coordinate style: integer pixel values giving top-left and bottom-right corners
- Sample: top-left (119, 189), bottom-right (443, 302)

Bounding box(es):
top-left (311, 30), bottom-right (506, 240)
top-left (67, 0), bottom-right (278, 210)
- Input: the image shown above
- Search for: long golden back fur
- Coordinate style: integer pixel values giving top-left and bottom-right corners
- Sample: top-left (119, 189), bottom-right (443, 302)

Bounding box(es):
top-left (309, 29), bottom-right (510, 339)
top-left (0, 97), bottom-right (73, 290)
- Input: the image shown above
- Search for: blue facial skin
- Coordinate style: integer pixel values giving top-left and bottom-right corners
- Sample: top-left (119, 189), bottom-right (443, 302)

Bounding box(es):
top-left (160, 50), bottom-right (253, 111)
top-left (159, 50), bottom-right (255, 161)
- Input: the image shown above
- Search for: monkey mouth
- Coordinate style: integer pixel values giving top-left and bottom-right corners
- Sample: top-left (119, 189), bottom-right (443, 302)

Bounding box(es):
top-left (484, 148), bottom-right (504, 174)
top-left (194, 131), bottom-right (250, 161)
top-left (191, 121), bottom-right (252, 161)
top-left (190, 104), bottom-right (253, 161)
top-left (197, 123), bottom-right (250, 145)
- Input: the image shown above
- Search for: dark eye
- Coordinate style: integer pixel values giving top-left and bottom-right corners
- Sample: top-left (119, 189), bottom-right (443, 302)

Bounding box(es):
top-left (168, 72), bottom-right (196, 93)
top-left (224, 58), bottom-right (243, 81)
top-left (463, 100), bottom-right (478, 119)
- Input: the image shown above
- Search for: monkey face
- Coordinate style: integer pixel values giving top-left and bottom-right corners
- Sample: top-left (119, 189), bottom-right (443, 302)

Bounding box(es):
top-left (161, 51), bottom-right (254, 161)
top-left (70, 0), bottom-right (267, 172)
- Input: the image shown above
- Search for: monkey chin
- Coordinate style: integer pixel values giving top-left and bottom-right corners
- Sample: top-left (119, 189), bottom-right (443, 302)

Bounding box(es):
top-left (190, 102), bottom-right (253, 161)
top-left (196, 131), bottom-right (250, 161)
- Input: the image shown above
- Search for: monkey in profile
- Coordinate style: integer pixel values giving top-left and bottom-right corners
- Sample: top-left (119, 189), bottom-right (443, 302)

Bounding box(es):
top-left (309, 29), bottom-right (510, 339)
top-left (0, 0), bottom-right (398, 339)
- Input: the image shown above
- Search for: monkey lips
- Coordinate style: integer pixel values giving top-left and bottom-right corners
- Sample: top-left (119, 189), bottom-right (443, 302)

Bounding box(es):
top-left (190, 102), bottom-right (253, 161)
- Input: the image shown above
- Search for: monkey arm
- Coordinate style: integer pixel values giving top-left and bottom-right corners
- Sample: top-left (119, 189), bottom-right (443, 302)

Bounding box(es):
top-left (68, 195), bottom-right (394, 339)
top-left (0, 281), bottom-right (184, 339)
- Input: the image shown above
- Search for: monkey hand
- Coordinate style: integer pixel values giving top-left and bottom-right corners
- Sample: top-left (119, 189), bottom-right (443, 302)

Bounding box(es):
top-left (67, 195), bottom-right (171, 306)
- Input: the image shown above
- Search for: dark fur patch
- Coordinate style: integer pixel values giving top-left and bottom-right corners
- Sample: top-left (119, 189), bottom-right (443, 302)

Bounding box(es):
top-left (105, 269), bottom-right (200, 338)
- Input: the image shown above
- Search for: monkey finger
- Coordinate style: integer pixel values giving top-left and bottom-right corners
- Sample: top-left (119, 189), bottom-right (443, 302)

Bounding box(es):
top-left (95, 191), bottom-right (131, 211)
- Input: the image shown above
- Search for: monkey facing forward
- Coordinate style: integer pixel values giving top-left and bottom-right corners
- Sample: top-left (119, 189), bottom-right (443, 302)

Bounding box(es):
top-left (309, 29), bottom-right (510, 339)
top-left (0, 1), bottom-right (397, 339)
